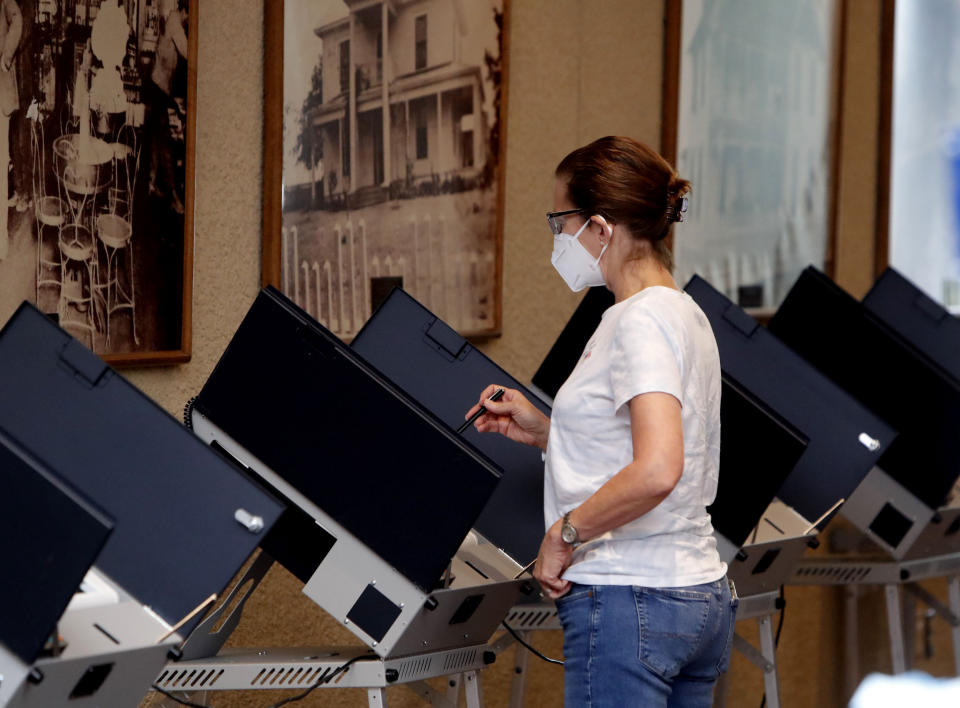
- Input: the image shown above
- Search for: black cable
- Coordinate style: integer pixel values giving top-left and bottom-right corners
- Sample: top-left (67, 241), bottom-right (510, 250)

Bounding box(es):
top-left (265, 652), bottom-right (375, 708)
top-left (149, 684), bottom-right (209, 708)
top-left (502, 620), bottom-right (564, 666)
top-left (150, 652), bottom-right (376, 708)
top-left (759, 585), bottom-right (786, 708)
top-left (774, 585), bottom-right (786, 647)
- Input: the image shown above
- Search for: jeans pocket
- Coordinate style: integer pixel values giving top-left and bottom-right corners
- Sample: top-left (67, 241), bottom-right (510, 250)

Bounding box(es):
top-left (555, 585), bottom-right (593, 632)
top-left (635, 587), bottom-right (711, 679)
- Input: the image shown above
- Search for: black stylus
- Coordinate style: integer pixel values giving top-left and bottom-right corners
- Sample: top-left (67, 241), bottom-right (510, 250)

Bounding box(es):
top-left (457, 388), bottom-right (505, 434)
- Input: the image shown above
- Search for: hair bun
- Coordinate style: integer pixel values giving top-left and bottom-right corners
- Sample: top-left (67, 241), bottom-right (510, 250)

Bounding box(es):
top-left (664, 173), bottom-right (691, 224)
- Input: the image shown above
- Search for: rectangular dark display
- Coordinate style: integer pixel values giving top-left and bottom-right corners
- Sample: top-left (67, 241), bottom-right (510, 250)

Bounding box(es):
top-left (0, 429), bottom-right (113, 664)
top-left (708, 378), bottom-right (808, 546)
top-left (685, 276), bottom-right (895, 524)
top-left (351, 288), bottom-right (550, 566)
top-left (863, 267), bottom-right (960, 383)
top-left (193, 287), bottom-right (502, 592)
top-left (347, 584), bottom-right (402, 643)
top-left (769, 267), bottom-right (960, 510)
top-left (532, 287), bottom-right (615, 400)
top-left (870, 503), bottom-right (914, 549)
top-left (0, 303), bottom-right (285, 635)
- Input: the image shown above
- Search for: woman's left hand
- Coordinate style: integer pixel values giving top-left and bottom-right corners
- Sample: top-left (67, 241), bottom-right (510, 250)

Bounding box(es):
top-left (534, 520), bottom-right (574, 599)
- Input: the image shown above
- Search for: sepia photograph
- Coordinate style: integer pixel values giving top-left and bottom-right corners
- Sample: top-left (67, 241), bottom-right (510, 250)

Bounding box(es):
top-left (264, 0), bottom-right (508, 339)
top-left (0, 0), bottom-right (195, 365)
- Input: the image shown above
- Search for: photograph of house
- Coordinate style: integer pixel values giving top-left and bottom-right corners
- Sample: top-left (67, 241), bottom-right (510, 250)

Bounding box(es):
top-left (280, 0), bottom-right (505, 338)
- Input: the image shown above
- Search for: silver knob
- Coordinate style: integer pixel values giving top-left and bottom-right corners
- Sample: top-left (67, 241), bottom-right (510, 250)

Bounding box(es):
top-left (234, 509), bottom-right (264, 533)
top-left (858, 433), bottom-right (880, 451)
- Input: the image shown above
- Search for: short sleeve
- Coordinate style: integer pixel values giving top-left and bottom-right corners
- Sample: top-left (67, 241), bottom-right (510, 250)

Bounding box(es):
top-left (610, 302), bottom-right (683, 413)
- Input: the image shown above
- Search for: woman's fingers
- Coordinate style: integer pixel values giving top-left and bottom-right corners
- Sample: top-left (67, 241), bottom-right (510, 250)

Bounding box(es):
top-left (464, 384), bottom-right (508, 420)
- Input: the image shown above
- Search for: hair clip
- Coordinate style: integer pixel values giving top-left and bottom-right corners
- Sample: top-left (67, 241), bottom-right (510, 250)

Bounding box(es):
top-left (676, 196), bottom-right (689, 223)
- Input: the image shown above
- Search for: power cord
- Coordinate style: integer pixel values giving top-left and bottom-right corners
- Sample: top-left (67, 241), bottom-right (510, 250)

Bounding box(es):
top-left (148, 684), bottom-right (207, 708)
top-left (151, 651), bottom-right (376, 708)
top-left (502, 620), bottom-right (564, 666)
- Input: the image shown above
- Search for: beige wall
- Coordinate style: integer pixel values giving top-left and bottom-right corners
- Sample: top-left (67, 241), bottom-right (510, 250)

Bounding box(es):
top-left (116, 1), bottom-right (954, 706)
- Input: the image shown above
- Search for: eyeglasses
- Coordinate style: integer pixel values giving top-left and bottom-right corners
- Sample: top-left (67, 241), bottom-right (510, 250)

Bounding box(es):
top-left (546, 208), bottom-right (583, 236)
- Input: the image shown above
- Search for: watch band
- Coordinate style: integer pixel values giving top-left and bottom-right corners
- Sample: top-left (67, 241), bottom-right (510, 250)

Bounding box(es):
top-left (562, 510), bottom-right (581, 547)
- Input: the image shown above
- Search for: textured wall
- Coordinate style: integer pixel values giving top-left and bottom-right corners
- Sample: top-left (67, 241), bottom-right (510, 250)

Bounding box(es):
top-left (117, 1), bottom-right (955, 706)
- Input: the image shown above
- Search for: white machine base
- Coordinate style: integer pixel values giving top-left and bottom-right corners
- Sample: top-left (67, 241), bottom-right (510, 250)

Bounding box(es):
top-left (153, 644), bottom-right (494, 708)
top-left (793, 551), bottom-right (960, 680)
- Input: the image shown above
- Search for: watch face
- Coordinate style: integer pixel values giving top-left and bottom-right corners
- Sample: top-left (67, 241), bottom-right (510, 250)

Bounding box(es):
top-left (562, 523), bottom-right (576, 544)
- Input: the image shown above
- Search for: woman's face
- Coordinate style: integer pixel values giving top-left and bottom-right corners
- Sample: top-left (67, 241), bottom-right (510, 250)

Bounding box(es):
top-left (552, 178), bottom-right (606, 260)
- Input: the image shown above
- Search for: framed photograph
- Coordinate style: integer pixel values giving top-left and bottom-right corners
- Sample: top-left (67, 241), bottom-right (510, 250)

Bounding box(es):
top-left (663, 0), bottom-right (843, 313)
top-left (0, 0), bottom-right (195, 366)
top-left (263, 0), bottom-right (508, 339)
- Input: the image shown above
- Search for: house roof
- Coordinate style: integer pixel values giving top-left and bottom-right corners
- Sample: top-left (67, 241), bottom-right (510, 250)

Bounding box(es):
top-left (315, 15), bottom-right (349, 38)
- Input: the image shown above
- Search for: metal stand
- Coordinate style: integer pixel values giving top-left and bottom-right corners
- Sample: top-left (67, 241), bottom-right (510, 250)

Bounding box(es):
top-left (713, 591), bottom-right (781, 708)
top-left (153, 645), bottom-right (494, 708)
top-left (484, 602), bottom-right (562, 708)
top-left (793, 551), bottom-right (960, 677)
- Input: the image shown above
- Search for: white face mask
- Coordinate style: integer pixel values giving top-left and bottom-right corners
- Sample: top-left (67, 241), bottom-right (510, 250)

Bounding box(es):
top-left (551, 217), bottom-right (609, 292)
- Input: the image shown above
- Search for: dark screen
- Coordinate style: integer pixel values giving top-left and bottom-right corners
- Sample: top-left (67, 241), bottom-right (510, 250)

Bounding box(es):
top-left (685, 275), bottom-right (895, 524)
top-left (352, 288), bottom-right (550, 566)
top-left (709, 378), bottom-right (808, 545)
top-left (194, 287), bottom-right (503, 592)
top-left (532, 287), bottom-right (615, 400)
top-left (0, 430), bottom-right (113, 664)
top-left (0, 303), bottom-right (284, 634)
top-left (769, 267), bottom-right (960, 509)
top-left (863, 267), bottom-right (960, 383)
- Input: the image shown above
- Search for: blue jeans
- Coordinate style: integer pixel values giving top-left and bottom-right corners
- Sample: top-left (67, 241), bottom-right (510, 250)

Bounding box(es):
top-left (555, 578), bottom-right (738, 707)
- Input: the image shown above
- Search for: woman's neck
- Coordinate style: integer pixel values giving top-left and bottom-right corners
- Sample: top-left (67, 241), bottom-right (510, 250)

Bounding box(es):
top-left (609, 257), bottom-right (678, 303)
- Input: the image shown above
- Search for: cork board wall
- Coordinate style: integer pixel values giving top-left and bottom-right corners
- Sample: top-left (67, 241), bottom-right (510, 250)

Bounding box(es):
top-left (117, 1), bottom-right (958, 706)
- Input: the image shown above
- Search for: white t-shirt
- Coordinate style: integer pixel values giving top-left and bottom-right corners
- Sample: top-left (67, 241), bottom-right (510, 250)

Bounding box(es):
top-left (544, 286), bottom-right (726, 587)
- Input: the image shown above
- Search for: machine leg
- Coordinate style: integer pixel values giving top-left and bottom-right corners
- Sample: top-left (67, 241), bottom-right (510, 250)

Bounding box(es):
top-left (509, 631), bottom-right (531, 708)
top-left (949, 576), bottom-right (960, 676)
top-left (463, 670), bottom-right (484, 708)
top-left (844, 585), bottom-right (860, 701)
top-left (903, 585), bottom-right (917, 671)
top-left (757, 615), bottom-right (781, 708)
top-left (368, 687), bottom-right (389, 707)
top-left (713, 669), bottom-right (731, 708)
top-left (445, 673), bottom-right (461, 704)
top-left (885, 583), bottom-right (907, 674)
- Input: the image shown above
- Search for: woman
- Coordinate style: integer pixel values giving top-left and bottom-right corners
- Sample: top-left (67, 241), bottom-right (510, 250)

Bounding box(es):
top-left (466, 136), bottom-right (736, 707)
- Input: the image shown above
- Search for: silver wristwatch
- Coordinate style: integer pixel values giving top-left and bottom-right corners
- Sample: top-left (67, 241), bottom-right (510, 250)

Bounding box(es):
top-left (561, 511), bottom-right (581, 547)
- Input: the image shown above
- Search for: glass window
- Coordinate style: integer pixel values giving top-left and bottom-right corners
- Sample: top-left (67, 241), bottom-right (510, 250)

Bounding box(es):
top-left (674, 0), bottom-right (837, 309)
top-left (339, 39), bottom-right (350, 94)
top-left (416, 112), bottom-right (428, 159)
top-left (342, 117), bottom-right (351, 177)
top-left (889, 0), bottom-right (960, 310)
top-left (415, 15), bottom-right (427, 70)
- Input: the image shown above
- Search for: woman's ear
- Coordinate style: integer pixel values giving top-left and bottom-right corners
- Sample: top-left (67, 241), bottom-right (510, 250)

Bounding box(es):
top-left (593, 215), bottom-right (614, 240)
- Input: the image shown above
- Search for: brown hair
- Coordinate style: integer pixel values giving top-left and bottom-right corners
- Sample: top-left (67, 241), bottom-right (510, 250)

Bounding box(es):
top-left (555, 136), bottom-right (690, 271)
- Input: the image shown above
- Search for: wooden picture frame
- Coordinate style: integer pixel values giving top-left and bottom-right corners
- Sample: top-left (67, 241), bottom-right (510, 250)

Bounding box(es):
top-left (263, 0), bottom-right (508, 340)
top-left (0, 0), bottom-right (197, 366)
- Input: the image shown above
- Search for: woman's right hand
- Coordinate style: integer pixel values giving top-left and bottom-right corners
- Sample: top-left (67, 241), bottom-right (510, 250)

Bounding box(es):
top-left (465, 385), bottom-right (550, 450)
